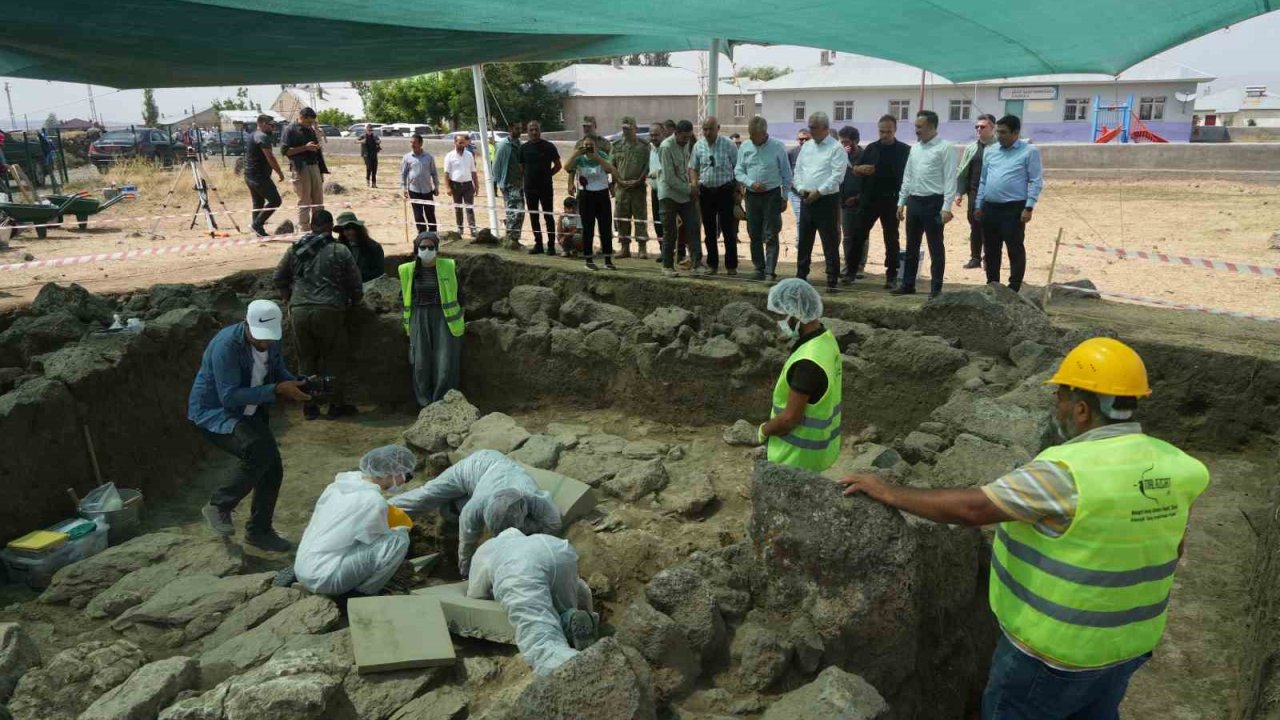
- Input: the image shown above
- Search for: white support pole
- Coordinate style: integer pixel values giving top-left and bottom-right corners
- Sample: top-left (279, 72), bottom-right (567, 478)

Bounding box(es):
top-left (707, 39), bottom-right (721, 122)
top-left (471, 64), bottom-right (500, 234)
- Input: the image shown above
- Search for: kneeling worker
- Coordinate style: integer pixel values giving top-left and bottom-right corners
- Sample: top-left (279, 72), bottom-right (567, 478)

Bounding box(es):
top-left (389, 449), bottom-right (561, 576)
top-left (840, 338), bottom-right (1209, 719)
top-left (294, 445), bottom-right (419, 596)
top-left (467, 527), bottom-right (597, 676)
top-left (757, 278), bottom-right (843, 471)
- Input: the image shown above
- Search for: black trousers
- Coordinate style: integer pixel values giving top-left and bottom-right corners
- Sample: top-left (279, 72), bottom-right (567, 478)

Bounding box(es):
top-left (660, 198), bottom-right (701, 269)
top-left (966, 190), bottom-right (984, 261)
top-left (797, 193), bottom-right (840, 286)
top-left (698, 183), bottom-right (738, 270)
top-left (578, 188), bottom-right (613, 259)
top-left (860, 195), bottom-right (901, 282)
top-left (525, 182), bottom-right (555, 251)
top-left (245, 176), bottom-right (281, 231)
top-left (650, 187), bottom-right (664, 239)
top-left (903, 194), bottom-right (946, 295)
top-left (364, 155), bottom-right (378, 185)
top-left (203, 410), bottom-right (282, 534)
top-left (982, 200), bottom-right (1028, 291)
top-left (450, 180), bottom-right (476, 235)
top-left (408, 190), bottom-right (437, 233)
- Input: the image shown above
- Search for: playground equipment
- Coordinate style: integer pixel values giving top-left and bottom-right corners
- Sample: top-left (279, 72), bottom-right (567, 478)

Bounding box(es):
top-left (1091, 94), bottom-right (1169, 143)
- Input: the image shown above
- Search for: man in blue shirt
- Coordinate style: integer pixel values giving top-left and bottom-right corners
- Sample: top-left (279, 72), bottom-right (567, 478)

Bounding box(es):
top-left (188, 299), bottom-right (311, 551)
top-left (976, 115), bottom-right (1045, 292)
top-left (735, 115), bottom-right (792, 281)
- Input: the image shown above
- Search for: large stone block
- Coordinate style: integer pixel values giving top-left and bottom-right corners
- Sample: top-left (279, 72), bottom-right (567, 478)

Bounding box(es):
top-left (915, 283), bottom-right (1053, 357)
top-left (348, 596), bottom-right (456, 673)
top-left (411, 581), bottom-right (515, 644)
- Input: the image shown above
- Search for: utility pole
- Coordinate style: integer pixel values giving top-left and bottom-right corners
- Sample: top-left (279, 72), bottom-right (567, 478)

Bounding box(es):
top-left (86, 84), bottom-right (99, 125)
top-left (4, 82), bottom-right (16, 130)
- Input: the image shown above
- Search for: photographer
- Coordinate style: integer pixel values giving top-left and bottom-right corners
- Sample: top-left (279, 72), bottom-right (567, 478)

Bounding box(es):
top-left (187, 300), bottom-right (310, 552)
top-left (273, 209), bottom-right (364, 420)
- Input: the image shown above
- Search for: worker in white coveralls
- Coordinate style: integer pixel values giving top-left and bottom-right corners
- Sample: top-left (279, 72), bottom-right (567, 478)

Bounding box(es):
top-left (389, 449), bottom-right (562, 576)
top-left (293, 445), bottom-right (418, 596)
top-left (467, 528), bottom-right (598, 675)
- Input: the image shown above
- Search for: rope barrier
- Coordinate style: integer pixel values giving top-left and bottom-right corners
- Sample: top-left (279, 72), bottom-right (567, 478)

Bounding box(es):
top-left (1063, 241), bottom-right (1280, 278)
top-left (1051, 283), bottom-right (1280, 324)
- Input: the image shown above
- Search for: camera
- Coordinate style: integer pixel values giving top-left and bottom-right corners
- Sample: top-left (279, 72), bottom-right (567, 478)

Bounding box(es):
top-left (301, 374), bottom-right (336, 396)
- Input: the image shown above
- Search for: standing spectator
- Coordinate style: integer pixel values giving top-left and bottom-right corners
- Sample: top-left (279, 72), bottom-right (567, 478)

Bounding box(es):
top-left (335, 211), bottom-right (385, 283)
top-left (574, 115), bottom-right (612, 158)
top-left (956, 114), bottom-right (997, 270)
top-left (657, 120), bottom-right (704, 277)
top-left (188, 299), bottom-right (310, 551)
top-left (976, 115), bottom-right (1044, 293)
top-left (244, 114), bottom-right (285, 238)
top-left (734, 115), bottom-right (791, 281)
top-left (730, 132), bottom-right (743, 149)
top-left (690, 116), bottom-right (740, 275)
top-left (359, 124), bottom-right (382, 188)
top-left (492, 120), bottom-right (525, 243)
top-left (519, 120), bottom-right (563, 255)
top-left (282, 107), bottom-right (328, 233)
top-left (444, 134), bottom-right (478, 237)
top-left (272, 209), bottom-right (364, 421)
top-left (566, 136), bottom-right (617, 271)
top-left (648, 122), bottom-right (676, 263)
top-left (401, 134), bottom-right (440, 233)
top-left (611, 116), bottom-right (651, 260)
top-left (792, 112), bottom-right (846, 293)
top-left (786, 128), bottom-right (811, 234)
top-left (837, 126), bottom-right (865, 283)
top-left (895, 110), bottom-right (958, 298)
top-left (853, 115), bottom-right (911, 289)
top-left (398, 231), bottom-right (465, 406)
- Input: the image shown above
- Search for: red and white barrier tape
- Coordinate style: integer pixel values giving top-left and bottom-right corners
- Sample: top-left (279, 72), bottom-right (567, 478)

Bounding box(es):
top-left (1052, 283), bottom-right (1280, 324)
top-left (1065, 242), bottom-right (1280, 278)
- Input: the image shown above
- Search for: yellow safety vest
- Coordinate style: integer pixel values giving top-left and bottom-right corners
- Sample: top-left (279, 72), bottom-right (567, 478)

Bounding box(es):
top-left (767, 330), bottom-right (842, 471)
top-left (398, 258), bottom-right (464, 337)
top-left (990, 433), bottom-right (1209, 668)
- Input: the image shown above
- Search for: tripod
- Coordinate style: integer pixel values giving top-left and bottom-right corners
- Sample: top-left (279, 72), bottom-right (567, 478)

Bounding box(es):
top-left (150, 148), bottom-right (241, 238)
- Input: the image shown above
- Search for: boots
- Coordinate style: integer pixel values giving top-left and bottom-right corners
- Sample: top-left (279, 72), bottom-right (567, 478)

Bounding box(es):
top-left (616, 243), bottom-right (632, 260)
top-left (637, 243), bottom-right (649, 260)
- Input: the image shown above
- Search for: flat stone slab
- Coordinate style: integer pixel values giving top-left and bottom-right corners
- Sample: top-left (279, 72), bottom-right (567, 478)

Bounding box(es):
top-left (518, 462), bottom-right (597, 525)
top-left (348, 596), bottom-right (456, 674)
top-left (411, 581), bottom-right (515, 645)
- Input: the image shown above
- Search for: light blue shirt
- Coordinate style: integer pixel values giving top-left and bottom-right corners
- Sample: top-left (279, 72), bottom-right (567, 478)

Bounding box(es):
top-left (689, 135), bottom-right (737, 188)
top-left (976, 140), bottom-right (1044, 209)
top-left (734, 136), bottom-right (792, 192)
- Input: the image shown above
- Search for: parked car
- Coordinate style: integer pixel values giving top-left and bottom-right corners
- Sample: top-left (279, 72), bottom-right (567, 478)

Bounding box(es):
top-left (88, 128), bottom-right (182, 172)
top-left (443, 130), bottom-right (509, 154)
top-left (317, 124), bottom-right (342, 137)
top-left (343, 122), bottom-right (384, 137)
top-left (212, 131), bottom-right (246, 155)
top-left (383, 123), bottom-right (435, 137)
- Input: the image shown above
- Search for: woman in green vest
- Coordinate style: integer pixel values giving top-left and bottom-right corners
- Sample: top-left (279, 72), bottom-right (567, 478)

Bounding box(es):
top-left (398, 231), bottom-right (465, 407)
top-left (838, 337), bottom-right (1209, 719)
top-left (757, 278), bottom-right (843, 472)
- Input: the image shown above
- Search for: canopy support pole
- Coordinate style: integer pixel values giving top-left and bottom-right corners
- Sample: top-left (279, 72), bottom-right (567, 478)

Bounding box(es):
top-left (707, 39), bottom-right (720, 121)
top-left (472, 64), bottom-right (499, 234)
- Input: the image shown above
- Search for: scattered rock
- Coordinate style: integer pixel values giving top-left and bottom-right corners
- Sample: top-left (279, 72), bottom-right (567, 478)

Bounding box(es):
top-left (343, 665), bottom-right (442, 720)
top-left (687, 337), bottom-right (741, 368)
top-left (849, 443), bottom-right (902, 471)
top-left (645, 566), bottom-right (726, 660)
top-left (507, 286), bottom-right (560, 324)
top-left (200, 587), bottom-right (303, 653)
top-left (577, 432), bottom-right (627, 455)
top-left (362, 275), bottom-right (403, 314)
top-left (857, 331), bottom-right (968, 377)
top-left (760, 667), bottom-right (888, 720)
top-left (549, 327), bottom-right (587, 359)
top-left (732, 621), bottom-right (791, 692)
top-left (621, 439), bottom-right (669, 460)
top-left (1056, 278), bottom-right (1100, 298)
top-left (545, 423), bottom-right (589, 449)
top-left (79, 656), bottom-right (197, 720)
top-left (722, 420), bottom-right (759, 447)
top-left (931, 390), bottom-right (1049, 455)
top-left (584, 328), bottom-right (621, 358)
top-left (658, 471), bottom-right (716, 518)
top-left (273, 219), bottom-right (295, 236)
top-left (899, 431), bottom-right (946, 463)
top-left (554, 451), bottom-right (637, 488)
top-left (160, 650), bottom-right (349, 720)
top-left (1269, 231), bottom-right (1280, 251)
top-left (322, 181), bottom-right (346, 194)
top-left (1009, 340), bottom-right (1054, 373)
top-left (586, 572), bottom-right (613, 600)
top-left (500, 638), bottom-right (655, 720)
top-left (30, 282), bottom-right (115, 324)
top-left (403, 390), bottom-right (481, 453)
top-left (509, 433), bottom-right (564, 470)
top-left (642, 307), bottom-right (696, 343)
top-left (0, 312), bottom-right (89, 367)
top-left (0, 624), bottom-right (39, 704)
top-left (451, 413), bottom-right (531, 460)
top-left (473, 228), bottom-right (498, 245)
top-left (963, 376), bottom-right (986, 391)
top-left (615, 601), bottom-right (700, 700)
top-left (915, 283), bottom-right (1053, 357)
top-left (603, 459), bottom-right (670, 501)
top-left (111, 573), bottom-right (274, 639)
top-left (8, 639), bottom-right (147, 720)
top-left (822, 317), bottom-right (873, 352)
top-left (559, 293), bottom-right (639, 329)
top-left (728, 325), bottom-right (767, 349)
top-left (198, 595), bottom-right (341, 687)
top-left (715, 302), bottom-right (774, 332)
top-left (927, 433), bottom-right (1031, 488)
top-left (388, 686), bottom-right (469, 720)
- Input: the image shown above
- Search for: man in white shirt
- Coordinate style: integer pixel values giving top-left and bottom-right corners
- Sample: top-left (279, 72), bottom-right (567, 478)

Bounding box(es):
top-left (792, 112), bottom-right (848, 293)
top-left (895, 110), bottom-right (958, 298)
top-left (444, 134), bottom-right (479, 237)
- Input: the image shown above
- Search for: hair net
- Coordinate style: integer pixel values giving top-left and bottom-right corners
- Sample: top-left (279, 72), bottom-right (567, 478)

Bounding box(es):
top-left (359, 445), bottom-right (418, 479)
top-left (767, 278), bottom-right (824, 323)
top-left (484, 489), bottom-right (536, 535)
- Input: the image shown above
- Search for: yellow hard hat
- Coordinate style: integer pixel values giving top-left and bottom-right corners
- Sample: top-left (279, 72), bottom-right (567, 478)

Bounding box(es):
top-left (1046, 337), bottom-right (1152, 397)
top-left (387, 504), bottom-right (414, 530)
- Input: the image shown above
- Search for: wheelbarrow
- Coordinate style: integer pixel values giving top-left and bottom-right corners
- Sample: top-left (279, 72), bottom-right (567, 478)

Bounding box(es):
top-left (44, 192), bottom-right (129, 231)
top-left (0, 194), bottom-right (78, 239)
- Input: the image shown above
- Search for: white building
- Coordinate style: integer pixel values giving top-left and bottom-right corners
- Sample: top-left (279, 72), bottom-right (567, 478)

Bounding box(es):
top-left (542, 64), bottom-right (755, 133)
top-left (758, 55), bottom-right (1210, 143)
top-left (1195, 85), bottom-right (1280, 127)
top-left (271, 84), bottom-right (366, 122)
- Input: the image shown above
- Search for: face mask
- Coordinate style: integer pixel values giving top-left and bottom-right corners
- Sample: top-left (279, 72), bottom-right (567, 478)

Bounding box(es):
top-left (418, 247), bottom-right (437, 263)
top-left (384, 475), bottom-right (408, 496)
top-left (778, 317), bottom-right (800, 339)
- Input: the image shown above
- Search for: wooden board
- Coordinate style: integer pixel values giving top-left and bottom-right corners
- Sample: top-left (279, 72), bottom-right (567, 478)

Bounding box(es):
top-left (348, 595), bottom-right (456, 674)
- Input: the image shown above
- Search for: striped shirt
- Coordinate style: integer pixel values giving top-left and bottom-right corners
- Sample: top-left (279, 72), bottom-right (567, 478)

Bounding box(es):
top-left (981, 423), bottom-right (1144, 538)
top-left (689, 135), bottom-right (737, 188)
top-left (412, 265), bottom-right (441, 306)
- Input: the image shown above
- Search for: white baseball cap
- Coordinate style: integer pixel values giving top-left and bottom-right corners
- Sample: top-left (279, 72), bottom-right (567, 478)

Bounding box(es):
top-left (246, 299), bottom-right (283, 341)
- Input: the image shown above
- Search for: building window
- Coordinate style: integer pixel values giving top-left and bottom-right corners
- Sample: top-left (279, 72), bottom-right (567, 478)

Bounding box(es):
top-left (733, 98), bottom-right (746, 119)
top-left (948, 99), bottom-right (972, 122)
top-left (1138, 96), bottom-right (1166, 121)
top-left (1063, 98), bottom-right (1090, 122)
top-left (833, 100), bottom-right (855, 122)
top-left (888, 100), bottom-right (911, 121)
top-left (793, 101), bottom-right (806, 123)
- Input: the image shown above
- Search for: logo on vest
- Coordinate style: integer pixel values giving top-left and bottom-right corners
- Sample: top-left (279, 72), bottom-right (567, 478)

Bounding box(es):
top-left (1131, 464), bottom-right (1177, 522)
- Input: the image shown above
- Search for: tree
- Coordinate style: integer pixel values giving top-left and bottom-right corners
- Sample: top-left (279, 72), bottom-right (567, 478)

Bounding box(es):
top-left (316, 108), bottom-right (355, 128)
top-left (210, 87), bottom-right (262, 113)
top-left (737, 65), bottom-right (791, 82)
top-left (44, 113), bottom-right (59, 129)
top-left (142, 89), bottom-right (160, 126)
top-left (366, 63), bottom-right (569, 131)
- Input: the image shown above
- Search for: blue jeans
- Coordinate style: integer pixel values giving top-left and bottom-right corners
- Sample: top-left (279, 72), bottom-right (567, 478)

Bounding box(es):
top-left (981, 634), bottom-right (1150, 720)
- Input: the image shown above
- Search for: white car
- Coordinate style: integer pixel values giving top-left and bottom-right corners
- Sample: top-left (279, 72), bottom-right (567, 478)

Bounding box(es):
top-left (383, 123), bottom-right (435, 137)
top-left (443, 130), bottom-right (509, 153)
top-left (342, 122), bottom-right (385, 137)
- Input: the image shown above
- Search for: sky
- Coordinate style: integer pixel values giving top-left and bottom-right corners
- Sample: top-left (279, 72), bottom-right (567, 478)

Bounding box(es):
top-left (3, 10), bottom-right (1278, 128)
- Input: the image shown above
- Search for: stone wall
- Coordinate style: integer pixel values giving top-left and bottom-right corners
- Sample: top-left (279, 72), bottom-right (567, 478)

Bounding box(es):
top-left (1238, 479), bottom-right (1280, 719)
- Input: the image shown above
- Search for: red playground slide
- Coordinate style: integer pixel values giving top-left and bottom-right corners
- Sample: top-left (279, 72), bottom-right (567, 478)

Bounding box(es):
top-left (1094, 126), bottom-right (1121, 143)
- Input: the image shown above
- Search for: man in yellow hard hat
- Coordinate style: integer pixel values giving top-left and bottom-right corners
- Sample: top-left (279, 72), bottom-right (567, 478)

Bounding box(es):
top-left (839, 337), bottom-right (1209, 719)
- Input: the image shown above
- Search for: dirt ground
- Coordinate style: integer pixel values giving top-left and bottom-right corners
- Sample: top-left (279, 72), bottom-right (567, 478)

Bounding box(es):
top-left (3, 157), bottom-right (1279, 321)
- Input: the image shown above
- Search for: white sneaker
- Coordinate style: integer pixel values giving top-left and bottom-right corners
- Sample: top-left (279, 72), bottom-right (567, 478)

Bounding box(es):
top-left (691, 265), bottom-right (711, 277)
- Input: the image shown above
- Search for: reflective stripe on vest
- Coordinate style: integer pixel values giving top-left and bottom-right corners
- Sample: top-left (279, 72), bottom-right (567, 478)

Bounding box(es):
top-left (767, 330), bottom-right (843, 471)
top-left (989, 433), bottom-right (1209, 668)
top-left (398, 258), bottom-right (465, 338)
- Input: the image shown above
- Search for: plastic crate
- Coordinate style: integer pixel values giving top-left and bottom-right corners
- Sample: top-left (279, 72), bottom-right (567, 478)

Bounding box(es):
top-left (2, 543), bottom-right (77, 590)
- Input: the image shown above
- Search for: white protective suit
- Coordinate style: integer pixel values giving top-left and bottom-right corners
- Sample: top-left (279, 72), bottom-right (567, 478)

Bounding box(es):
top-left (467, 528), bottom-right (594, 676)
top-left (389, 449), bottom-right (562, 575)
top-left (294, 471), bottom-right (411, 596)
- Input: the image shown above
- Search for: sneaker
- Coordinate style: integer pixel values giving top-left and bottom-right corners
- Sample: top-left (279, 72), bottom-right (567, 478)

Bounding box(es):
top-left (963, 258), bottom-right (982, 269)
top-left (890, 286), bottom-right (917, 296)
top-left (840, 274), bottom-right (854, 285)
top-left (303, 403), bottom-right (320, 421)
top-left (250, 224), bottom-right (268, 238)
top-left (827, 284), bottom-right (840, 294)
top-left (202, 504), bottom-right (234, 536)
top-left (705, 266), bottom-right (718, 275)
top-left (691, 265), bottom-right (711, 277)
top-left (528, 246), bottom-right (545, 255)
top-left (326, 404), bottom-right (359, 419)
top-left (245, 529), bottom-right (293, 553)
top-left (638, 249), bottom-right (649, 260)
top-left (561, 608), bottom-right (599, 651)
top-left (616, 248), bottom-right (632, 259)
top-left (855, 271), bottom-right (866, 279)
top-left (585, 259), bottom-right (600, 271)
top-left (726, 268), bottom-right (738, 277)
top-left (603, 259), bottom-right (617, 270)
top-left (662, 268), bottom-right (678, 278)
top-left (884, 280), bottom-right (897, 290)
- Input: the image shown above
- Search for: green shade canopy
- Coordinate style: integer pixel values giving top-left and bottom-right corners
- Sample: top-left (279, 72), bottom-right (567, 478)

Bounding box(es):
top-left (2, 0), bottom-right (1274, 87)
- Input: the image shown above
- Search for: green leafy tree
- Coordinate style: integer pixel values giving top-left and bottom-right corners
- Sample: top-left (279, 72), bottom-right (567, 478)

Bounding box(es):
top-left (142, 89), bottom-right (160, 126)
top-left (737, 65), bottom-right (791, 82)
top-left (44, 113), bottom-right (59, 129)
top-left (624, 52), bottom-right (670, 67)
top-left (366, 64), bottom-right (568, 131)
top-left (210, 87), bottom-right (262, 113)
top-left (316, 109), bottom-right (355, 128)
